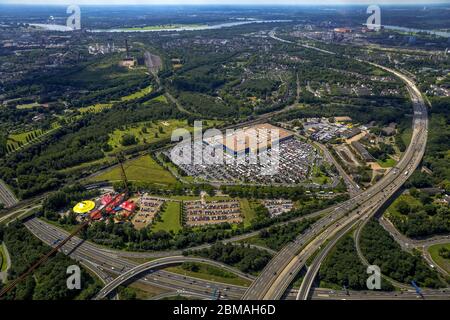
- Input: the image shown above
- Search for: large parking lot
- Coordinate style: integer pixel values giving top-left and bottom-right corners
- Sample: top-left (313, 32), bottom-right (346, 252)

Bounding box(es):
top-left (168, 138), bottom-right (323, 185)
top-left (132, 195), bottom-right (165, 230)
top-left (184, 199), bottom-right (243, 227)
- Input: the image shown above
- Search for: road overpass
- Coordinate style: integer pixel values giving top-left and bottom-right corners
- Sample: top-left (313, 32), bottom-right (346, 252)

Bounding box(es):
top-left (93, 256), bottom-right (255, 300)
top-left (24, 218), bottom-right (252, 300)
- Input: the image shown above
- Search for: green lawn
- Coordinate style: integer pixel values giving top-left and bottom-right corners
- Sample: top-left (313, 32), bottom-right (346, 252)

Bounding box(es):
top-left (16, 102), bottom-right (41, 109)
top-left (152, 201), bottom-right (182, 233)
top-left (107, 119), bottom-right (223, 153)
top-left (0, 245), bottom-right (7, 272)
top-left (150, 95), bottom-right (168, 104)
top-left (311, 166), bottom-right (332, 185)
top-left (78, 103), bottom-right (113, 114)
top-left (7, 122), bottom-right (60, 151)
top-left (59, 157), bottom-right (113, 174)
top-left (90, 154), bottom-right (177, 187)
top-left (428, 243), bottom-right (450, 274)
top-left (108, 119), bottom-right (189, 153)
top-left (385, 194), bottom-right (422, 218)
top-left (121, 85), bottom-right (153, 102)
top-left (401, 127), bottom-right (413, 147)
top-left (165, 263), bottom-right (251, 287)
top-left (239, 199), bottom-right (257, 227)
top-left (8, 129), bottom-right (43, 145)
top-left (377, 157), bottom-right (397, 168)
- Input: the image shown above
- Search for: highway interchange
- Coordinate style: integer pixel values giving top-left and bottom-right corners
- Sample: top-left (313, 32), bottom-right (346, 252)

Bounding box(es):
top-left (24, 217), bottom-right (449, 300)
top-left (1, 31), bottom-right (449, 301)
top-left (240, 31), bottom-right (448, 300)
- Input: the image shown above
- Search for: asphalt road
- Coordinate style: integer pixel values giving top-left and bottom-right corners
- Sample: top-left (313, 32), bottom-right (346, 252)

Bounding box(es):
top-left (295, 59), bottom-right (432, 300)
top-left (241, 31), bottom-right (434, 301)
top-left (0, 180), bottom-right (18, 208)
top-left (25, 217), bottom-right (450, 300)
top-left (24, 218), bottom-right (251, 300)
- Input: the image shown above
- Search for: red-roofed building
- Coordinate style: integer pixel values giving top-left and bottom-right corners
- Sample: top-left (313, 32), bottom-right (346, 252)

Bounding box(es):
top-left (120, 201), bottom-right (136, 212)
top-left (101, 194), bottom-right (113, 205)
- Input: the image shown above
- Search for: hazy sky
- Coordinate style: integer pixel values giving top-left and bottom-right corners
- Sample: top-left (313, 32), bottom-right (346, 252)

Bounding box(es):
top-left (0, 0), bottom-right (447, 5)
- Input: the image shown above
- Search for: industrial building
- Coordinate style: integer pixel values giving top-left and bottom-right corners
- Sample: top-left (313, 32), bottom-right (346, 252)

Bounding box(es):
top-left (203, 123), bottom-right (294, 156)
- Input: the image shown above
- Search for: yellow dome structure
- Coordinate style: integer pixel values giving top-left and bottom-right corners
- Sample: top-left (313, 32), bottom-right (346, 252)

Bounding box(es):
top-left (73, 200), bottom-right (96, 214)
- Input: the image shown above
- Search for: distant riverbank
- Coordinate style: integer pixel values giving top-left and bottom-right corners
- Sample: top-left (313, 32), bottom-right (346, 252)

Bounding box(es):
top-left (89, 19), bottom-right (292, 33)
top-left (384, 25), bottom-right (450, 38)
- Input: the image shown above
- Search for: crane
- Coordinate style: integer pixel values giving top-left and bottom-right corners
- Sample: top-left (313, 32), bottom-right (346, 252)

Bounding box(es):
top-left (0, 153), bottom-right (130, 298)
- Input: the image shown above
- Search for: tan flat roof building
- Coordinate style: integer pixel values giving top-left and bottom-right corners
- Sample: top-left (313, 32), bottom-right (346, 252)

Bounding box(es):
top-left (204, 123), bottom-right (294, 155)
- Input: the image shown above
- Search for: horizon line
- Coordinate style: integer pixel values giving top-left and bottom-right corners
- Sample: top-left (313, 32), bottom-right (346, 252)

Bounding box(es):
top-left (0, 1), bottom-right (448, 6)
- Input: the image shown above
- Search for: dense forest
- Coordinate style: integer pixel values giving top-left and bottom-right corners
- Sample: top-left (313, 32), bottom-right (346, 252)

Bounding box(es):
top-left (423, 96), bottom-right (450, 190)
top-left (388, 189), bottom-right (449, 238)
top-left (319, 235), bottom-right (393, 291)
top-left (0, 96), bottom-right (182, 198)
top-left (360, 219), bottom-right (445, 288)
top-left (0, 222), bottom-right (100, 300)
top-left (258, 218), bottom-right (317, 251)
top-left (184, 242), bottom-right (272, 274)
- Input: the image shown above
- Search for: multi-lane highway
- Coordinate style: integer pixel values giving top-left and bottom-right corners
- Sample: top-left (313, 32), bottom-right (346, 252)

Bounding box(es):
top-left (4, 30), bottom-right (445, 302)
top-left (24, 216), bottom-right (450, 301)
top-left (0, 179), bottom-right (18, 208)
top-left (93, 256), bottom-right (255, 300)
top-left (24, 218), bottom-right (252, 299)
top-left (241, 32), bottom-right (436, 301)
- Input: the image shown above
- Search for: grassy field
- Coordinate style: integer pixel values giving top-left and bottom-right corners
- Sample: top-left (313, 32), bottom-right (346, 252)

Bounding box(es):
top-left (165, 263), bottom-right (251, 287)
top-left (401, 127), bottom-right (413, 147)
top-left (108, 119), bottom-right (189, 152)
top-left (146, 95), bottom-right (168, 104)
top-left (311, 165), bottom-right (332, 185)
top-left (15, 102), bottom-right (42, 109)
top-left (77, 86), bottom-right (153, 114)
top-left (59, 157), bottom-right (114, 174)
top-left (0, 245), bottom-right (7, 272)
top-left (7, 122), bottom-right (60, 151)
top-left (121, 85), bottom-right (153, 102)
top-left (78, 103), bottom-right (113, 114)
top-left (108, 119), bottom-right (223, 153)
top-left (239, 199), bottom-right (258, 227)
top-left (90, 154), bottom-right (177, 187)
top-left (428, 243), bottom-right (450, 274)
top-left (152, 201), bottom-right (182, 233)
top-left (8, 129), bottom-right (43, 145)
top-left (377, 157), bottom-right (397, 168)
top-left (385, 194), bottom-right (422, 217)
